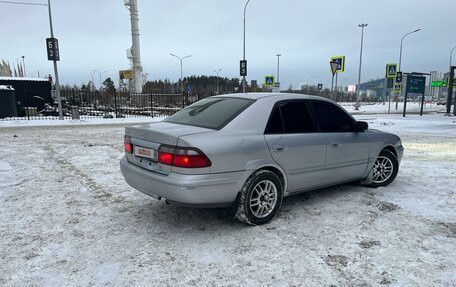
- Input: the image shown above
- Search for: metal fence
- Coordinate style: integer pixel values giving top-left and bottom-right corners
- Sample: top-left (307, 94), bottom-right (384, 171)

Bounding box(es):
top-left (1, 91), bottom-right (187, 120)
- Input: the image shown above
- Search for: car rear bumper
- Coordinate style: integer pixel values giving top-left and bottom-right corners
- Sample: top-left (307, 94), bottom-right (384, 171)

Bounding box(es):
top-left (120, 156), bottom-right (249, 208)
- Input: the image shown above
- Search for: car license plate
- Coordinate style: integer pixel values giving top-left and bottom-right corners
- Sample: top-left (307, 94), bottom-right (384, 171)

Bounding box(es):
top-left (134, 146), bottom-right (156, 160)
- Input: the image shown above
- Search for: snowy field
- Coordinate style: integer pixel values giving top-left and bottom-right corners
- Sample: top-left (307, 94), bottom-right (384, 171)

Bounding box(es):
top-left (0, 103), bottom-right (455, 286)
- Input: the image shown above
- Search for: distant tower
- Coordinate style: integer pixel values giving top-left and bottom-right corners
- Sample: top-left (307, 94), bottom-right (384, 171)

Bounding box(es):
top-left (124, 0), bottom-right (143, 93)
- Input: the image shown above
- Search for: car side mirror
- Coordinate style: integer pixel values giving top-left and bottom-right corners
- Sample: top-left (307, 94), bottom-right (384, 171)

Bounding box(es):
top-left (355, 121), bottom-right (368, 132)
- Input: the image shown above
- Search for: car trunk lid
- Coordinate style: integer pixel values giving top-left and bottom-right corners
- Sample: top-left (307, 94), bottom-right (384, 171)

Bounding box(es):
top-left (125, 122), bottom-right (213, 174)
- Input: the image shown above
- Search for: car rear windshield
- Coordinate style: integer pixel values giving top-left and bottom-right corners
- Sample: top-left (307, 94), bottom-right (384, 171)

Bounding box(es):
top-left (164, 97), bottom-right (255, 130)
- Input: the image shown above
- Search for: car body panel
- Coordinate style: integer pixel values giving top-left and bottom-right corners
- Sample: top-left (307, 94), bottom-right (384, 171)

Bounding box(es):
top-left (322, 132), bottom-right (370, 184)
top-left (264, 133), bottom-right (326, 192)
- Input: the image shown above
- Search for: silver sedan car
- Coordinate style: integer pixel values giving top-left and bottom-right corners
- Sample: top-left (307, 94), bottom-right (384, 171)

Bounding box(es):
top-left (120, 93), bottom-right (404, 225)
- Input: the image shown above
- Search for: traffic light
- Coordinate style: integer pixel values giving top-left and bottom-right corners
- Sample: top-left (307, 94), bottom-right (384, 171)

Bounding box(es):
top-left (395, 72), bottom-right (403, 83)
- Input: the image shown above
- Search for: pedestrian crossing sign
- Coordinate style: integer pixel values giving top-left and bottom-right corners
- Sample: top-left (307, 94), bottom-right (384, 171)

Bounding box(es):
top-left (386, 63), bottom-right (398, 78)
top-left (264, 75), bottom-right (275, 87)
top-left (394, 83), bottom-right (402, 92)
top-left (330, 56), bottom-right (345, 73)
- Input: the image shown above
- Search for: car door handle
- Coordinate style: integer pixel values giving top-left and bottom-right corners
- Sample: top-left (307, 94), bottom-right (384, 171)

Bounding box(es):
top-left (273, 144), bottom-right (287, 152)
top-left (331, 143), bottom-right (339, 148)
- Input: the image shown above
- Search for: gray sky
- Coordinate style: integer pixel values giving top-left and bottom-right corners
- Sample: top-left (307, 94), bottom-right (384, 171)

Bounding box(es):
top-left (1, 0), bottom-right (455, 89)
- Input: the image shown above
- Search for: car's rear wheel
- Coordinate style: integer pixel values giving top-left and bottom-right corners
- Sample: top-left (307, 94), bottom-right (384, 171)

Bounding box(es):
top-left (368, 150), bottom-right (398, 188)
top-left (235, 170), bottom-right (283, 225)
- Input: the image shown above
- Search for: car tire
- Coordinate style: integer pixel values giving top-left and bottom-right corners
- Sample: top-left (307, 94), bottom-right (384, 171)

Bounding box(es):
top-left (235, 170), bottom-right (283, 225)
top-left (367, 150), bottom-right (399, 188)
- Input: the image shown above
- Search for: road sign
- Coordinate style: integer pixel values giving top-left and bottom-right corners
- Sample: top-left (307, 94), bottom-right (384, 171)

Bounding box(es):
top-left (394, 83), bottom-right (402, 92)
top-left (240, 60), bottom-right (247, 76)
top-left (264, 75), bottom-right (275, 87)
top-left (119, 70), bottom-right (133, 80)
top-left (395, 71), bottom-right (403, 83)
top-left (46, 38), bottom-right (60, 61)
top-left (431, 80), bottom-right (443, 87)
top-left (317, 83), bottom-right (323, 91)
top-left (330, 56), bottom-right (345, 73)
top-left (386, 63), bottom-right (398, 78)
top-left (187, 85), bottom-right (192, 94)
top-left (406, 75), bottom-right (425, 94)
top-left (330, 61), bottom-right (339, 75)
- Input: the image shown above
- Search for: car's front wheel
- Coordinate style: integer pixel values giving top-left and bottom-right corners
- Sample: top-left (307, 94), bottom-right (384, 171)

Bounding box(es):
top-left (235, 170), bottom-right (283, 225)
top-left (368, 150), bottom-right (399, 188)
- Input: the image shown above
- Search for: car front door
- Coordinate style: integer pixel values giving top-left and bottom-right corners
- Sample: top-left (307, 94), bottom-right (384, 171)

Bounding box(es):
top-left (309, 100), bottom-right (370, 184)
top-left (264, 100), bottom-right (326, 193)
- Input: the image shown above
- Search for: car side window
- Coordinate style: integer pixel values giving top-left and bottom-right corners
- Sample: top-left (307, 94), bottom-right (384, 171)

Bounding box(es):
top-left (310, 100), bottom-right (354, 133)
top-left (265, 105), bottom-right (283, 134)
top-left (265, 101), bottom-right (315, 134)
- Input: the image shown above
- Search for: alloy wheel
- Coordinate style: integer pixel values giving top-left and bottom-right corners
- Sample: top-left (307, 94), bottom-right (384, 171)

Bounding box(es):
top-left (372, 156), bottom-right (394, 184)
top-left (249, 180), bottom-right (278, 218)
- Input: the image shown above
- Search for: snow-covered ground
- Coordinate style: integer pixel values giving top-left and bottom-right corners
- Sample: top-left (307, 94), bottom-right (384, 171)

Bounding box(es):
top-left (0, 104), bottom-right (455, 286)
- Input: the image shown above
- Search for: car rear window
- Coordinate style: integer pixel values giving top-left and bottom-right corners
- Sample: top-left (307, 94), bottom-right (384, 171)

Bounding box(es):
top-left (164, 97), bottom-right (255, 130)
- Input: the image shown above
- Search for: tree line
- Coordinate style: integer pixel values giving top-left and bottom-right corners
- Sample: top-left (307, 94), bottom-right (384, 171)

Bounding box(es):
top-left (58, 75), bottom-right (361, 102)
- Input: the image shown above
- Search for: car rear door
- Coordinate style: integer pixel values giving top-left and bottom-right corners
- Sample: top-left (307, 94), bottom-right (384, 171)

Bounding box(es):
top-left (309, 100), bottom-right (370, 184)
top-left (264, 100), bottom-right (326, 193)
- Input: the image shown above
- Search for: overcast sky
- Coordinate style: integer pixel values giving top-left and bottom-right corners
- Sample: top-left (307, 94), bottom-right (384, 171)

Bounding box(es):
top-left (1, 0), bottom-right (456, 89)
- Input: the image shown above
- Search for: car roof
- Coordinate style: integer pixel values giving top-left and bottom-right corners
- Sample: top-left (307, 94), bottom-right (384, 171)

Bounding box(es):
top-left (212, 92), bottom-right (331, 102)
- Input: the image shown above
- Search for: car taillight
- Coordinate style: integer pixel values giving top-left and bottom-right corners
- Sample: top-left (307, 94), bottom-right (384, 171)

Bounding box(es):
top-left (158, 145), bottom-right (211, 168)
top-left (158, 145), bottom-right (174, 165)
top-left (124, 135), bottom-right (133, 154)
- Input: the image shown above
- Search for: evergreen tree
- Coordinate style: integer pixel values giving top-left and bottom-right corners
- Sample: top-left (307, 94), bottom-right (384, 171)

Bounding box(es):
top-left (102, 77), bottom-right (116, 92)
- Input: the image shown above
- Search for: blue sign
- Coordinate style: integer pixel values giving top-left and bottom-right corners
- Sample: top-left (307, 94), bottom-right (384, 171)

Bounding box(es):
top-left (406, 76), bottom-right (425, 94)
top-left (264, 76), bottom-right (275, 87)
top-left (187, 85), bottom-right (192, 94)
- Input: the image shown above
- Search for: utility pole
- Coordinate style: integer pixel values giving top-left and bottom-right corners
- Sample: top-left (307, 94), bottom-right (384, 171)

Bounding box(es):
top-left (276, 53), bottom-right (281, 87)
top-left (242, 0), bottom-right (251, 93)
top-left (21, 56), bottom-right (26, 77)
top-left (447, 66), bottom-right (455, 115)
top-left (214, 68), bottom-right (222, 94)
top-left (356, 23), bottom-right (367, 110)
top-left (124, 0), bottom-right (143, 94)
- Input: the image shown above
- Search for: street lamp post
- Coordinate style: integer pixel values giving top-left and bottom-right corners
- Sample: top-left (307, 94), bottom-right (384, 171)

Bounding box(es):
top-left (399, 29), bottom-right (421, 73)
top-left (449, 46), bottom-right (456, 69)
top-left (21, 56), bottom-right (26, 77)
top-left (214, 68), bottom-right (222, 94)
top-left (242, 0), bottom-right (252, 93)
top-left (90, 71), bottom-right (95, 91)
top-left (93, 69), bottom-right (107, 91)
top-left (306, 76), bottom-right (313, 94)
top-left (170, 53), bottom-right (192, 95)
top-left (89, 71), bottom-right (95, 91)
top-left (46, 0), bottom-right (63, 118)
top-left (356, 23), bottom-right (367, 109)
top-left (276, 53), bottom-right (281, 88)
top-left (396, 28), bottom-right (421, 109)
top-left (0, 0), bottom-right (63, 119)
